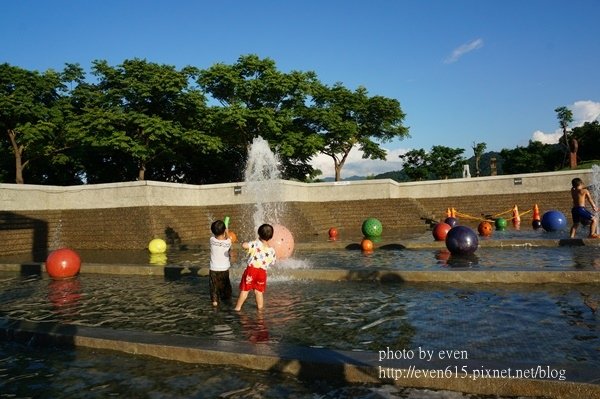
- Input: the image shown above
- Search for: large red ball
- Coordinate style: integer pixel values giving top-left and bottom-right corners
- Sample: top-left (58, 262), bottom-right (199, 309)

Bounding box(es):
top-left (432, 222), bottom-right (452, 241)
top-left (46, 248), bottom-right (81, 279)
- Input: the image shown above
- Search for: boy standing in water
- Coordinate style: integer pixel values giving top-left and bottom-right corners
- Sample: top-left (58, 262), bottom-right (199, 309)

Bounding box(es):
top-left (209, 220), bottom-right (232, 306)
top-left (234, 224), bottom-right (276, 311)
top-left (570, 177), bottom-right (599, 238)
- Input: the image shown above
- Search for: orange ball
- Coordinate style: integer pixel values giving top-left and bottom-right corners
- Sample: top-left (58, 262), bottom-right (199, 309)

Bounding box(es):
top-left (432, 222), bottom-right (452, 241)
top-left (227, 230), bottom-right (238, 243)
top-left (361, 238), bottom-right (374, 251)
top-left (477, 221), bottom-right (493, 237)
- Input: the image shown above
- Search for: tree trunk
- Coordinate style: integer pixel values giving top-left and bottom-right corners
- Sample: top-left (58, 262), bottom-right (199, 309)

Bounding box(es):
top-left (7, 129), bottom-right (24, 184)
top-left (138, 163), bottom-right (146, 181)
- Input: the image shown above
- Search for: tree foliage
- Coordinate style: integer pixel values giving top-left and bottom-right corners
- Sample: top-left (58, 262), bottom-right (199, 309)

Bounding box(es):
top-left (306, 83), bottom-right (409, 181)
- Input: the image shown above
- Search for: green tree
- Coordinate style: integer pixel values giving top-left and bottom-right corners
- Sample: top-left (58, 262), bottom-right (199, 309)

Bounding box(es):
top-left (308, 83), bottom-right (409, 181)
top-left (399, 148), bottom-right (429, 181)
top-left (77, 58), bottom-right (220, 182)
top-left (500, 141), bottom-right (562, 174)
top-left (198, 54), bottom-right (322, 181)
top-left (472, 142), bottom-right (487, 177)
top-left (428, 145), bottom-right (465, 179)
top-left (0, 63), bottom-right (84, 184)
top-left (555, 106), bottom-right (575, 168)
top-left (571, 120), bottom-right (600, 162)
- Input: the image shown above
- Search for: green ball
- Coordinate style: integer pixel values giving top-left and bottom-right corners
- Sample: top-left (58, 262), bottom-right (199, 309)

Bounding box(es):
top-left (495, 218), bottom-right (507, 231)
top-left (362, 218), bottom-right (383, 238)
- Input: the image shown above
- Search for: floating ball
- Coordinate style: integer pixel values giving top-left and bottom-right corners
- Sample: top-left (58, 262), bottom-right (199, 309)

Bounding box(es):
top-left (477, 221), bottom-right (493, 237)
top-left (532, 219), bottom-right (542, 230)
top-left (268, 224), bottom-right (294, 260)
top-left (495, 218), bottom-right (507, 231)
top-left (432, 222), bottom-right (452, 241)
top-left (361, 218), bottom-right (383, 238)
top-left (541, 210), bottom-right (567, 232)
top-left (361, 238), bottom-right (374, 252)
top-left (46, 248), bottom-right (81, 279)
top-left (328, 227), bottom-right (339, 240)
top-left (444, 217), bottom-right (458, 228)
top-left (445, 226), bottom-right (479, 255)
top-left (227, 230), bottom-right (238, 243)
top-left (148, 238), bottom-right (167, 254)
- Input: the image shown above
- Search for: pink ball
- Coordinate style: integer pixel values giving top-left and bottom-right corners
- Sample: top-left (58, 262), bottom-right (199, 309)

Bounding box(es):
top-left (268, 224), bottom-right (295, 260)
top-left (46, 248), bottom-right (81, 279)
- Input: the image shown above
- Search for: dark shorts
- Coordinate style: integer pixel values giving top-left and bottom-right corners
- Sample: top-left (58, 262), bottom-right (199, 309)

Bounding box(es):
top-left (209, 270), bottom-right (232, 302)
top-left (571, 206), bottom-right (594, 225)
top-left (239, 266), bottom-right (267, 293)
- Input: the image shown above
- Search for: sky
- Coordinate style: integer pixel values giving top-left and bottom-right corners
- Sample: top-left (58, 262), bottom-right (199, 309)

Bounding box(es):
top-left (3, 0), bottom-right (600, 179)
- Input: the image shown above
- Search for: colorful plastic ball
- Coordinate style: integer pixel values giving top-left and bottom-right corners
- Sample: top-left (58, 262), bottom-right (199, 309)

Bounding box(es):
top-left (361, 218), bottom-right (383, 238)
top-left (46, 248), bottom-right (81, 279)
top-left (495, 218), bottom-right (507, 231)
top-left (432, 222), bottom-right (452, 241)
top-left (541, 210), bottom-right (567, 232)
top-left (444, 217), bottom-right (458, 228)
top-left (477, 221), bottom-right (493, 237)
top-left (268, 224), bottom-right (295, 260)
top-left (148, 238), bottom-right (167, 254)
top-left (328, 227), bottom-right (339, 240)
top-left (361, 238), bottom-right (374, 252)
top-left (532, 219), bottom-right (542, 230)
top-left (445, 226), bottom-right (479, 255)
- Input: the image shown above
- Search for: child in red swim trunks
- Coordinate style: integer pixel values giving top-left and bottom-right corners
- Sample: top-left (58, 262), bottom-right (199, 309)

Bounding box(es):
top-left (234, 224), bottom-right (276, 311)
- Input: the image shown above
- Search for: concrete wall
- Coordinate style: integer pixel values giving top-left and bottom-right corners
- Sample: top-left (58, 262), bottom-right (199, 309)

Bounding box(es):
top-left (0, 169), bottom-right (590, 211)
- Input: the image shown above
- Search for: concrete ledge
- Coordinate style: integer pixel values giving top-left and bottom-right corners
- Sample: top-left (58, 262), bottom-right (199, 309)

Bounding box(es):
top-left (0, 317), bottom-right (597, 399)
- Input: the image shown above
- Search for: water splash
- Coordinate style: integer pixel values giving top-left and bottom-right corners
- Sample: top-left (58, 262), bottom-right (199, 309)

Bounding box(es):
top-left (243, 136), bottom-right (285, 231)
top-left (50, 219), bottom-right (63, 250)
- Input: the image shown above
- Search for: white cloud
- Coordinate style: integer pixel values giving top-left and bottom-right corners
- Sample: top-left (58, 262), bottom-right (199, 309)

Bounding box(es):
top-left (444, 38), bottom-right (484, 64)
top-left (311, 146), bottom-right (408, 179)
top-left (531, 100), bottom-right (600, 145)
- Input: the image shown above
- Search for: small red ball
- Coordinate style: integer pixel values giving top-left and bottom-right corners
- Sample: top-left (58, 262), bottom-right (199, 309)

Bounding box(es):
top-left (46, 248), bottom-right (81, 279)
top-left (432, 222), bottom-right (452, 241)
top-left (328, 227), bottom-right (339, 240)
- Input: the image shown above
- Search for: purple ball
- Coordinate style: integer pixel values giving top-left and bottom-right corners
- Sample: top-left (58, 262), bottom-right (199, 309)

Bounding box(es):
top-left (444, 217), bottom-right (458, 228)
top-left (445, 226), bottom-right (479, 255)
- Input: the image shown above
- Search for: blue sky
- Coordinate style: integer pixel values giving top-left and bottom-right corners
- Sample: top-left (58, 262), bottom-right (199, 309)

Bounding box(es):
top-left (3, 0), bottom-right (600, 178)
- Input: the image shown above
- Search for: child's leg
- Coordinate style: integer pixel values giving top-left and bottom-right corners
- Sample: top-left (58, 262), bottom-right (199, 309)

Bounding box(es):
top-left (234, 290), bottom-right (249, 311)
top-left (590, 217), bottom-right (598, 237)
top-left (209, 271), bottom-right (218, 306)
top-left (255, 290), bottom-right (264, 310)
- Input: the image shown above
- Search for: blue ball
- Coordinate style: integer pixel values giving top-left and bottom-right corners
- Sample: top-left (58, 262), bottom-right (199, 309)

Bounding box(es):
top-left (444, 217), bottom-right (458, 227)
top-left (445, 226), bottom-right (479, 255)
top-left (541, 210), bottom-right (567, 232)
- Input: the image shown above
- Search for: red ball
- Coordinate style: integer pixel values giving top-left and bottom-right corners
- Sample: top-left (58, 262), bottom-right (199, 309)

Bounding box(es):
top-left (328, 227), bottom-right (339, 240)
top-left (477, 221), bottom-right (493, 237)
top-left (46, 248), bottom-right (81, 279)
top-left (432, 222), bottom-right (452, 241)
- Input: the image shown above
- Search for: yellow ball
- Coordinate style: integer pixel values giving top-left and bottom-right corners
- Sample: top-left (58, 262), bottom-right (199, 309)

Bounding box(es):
top-left (148, 238), bottom-right (167, 254)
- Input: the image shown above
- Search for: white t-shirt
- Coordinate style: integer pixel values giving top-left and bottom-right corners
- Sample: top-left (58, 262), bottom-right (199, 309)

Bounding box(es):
top-left (209, 236), bottom-right (232, 271)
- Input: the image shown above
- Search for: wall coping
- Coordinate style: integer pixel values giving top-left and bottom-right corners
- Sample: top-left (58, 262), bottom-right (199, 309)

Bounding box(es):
top-left (0, 169), bottom-right (592, 211)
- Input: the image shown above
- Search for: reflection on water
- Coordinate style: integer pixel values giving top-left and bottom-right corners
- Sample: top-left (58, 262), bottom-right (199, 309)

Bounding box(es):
top-left (1, 272), bottom-right (598, 369)
top-left (0, 341), bottom-right (541, 399)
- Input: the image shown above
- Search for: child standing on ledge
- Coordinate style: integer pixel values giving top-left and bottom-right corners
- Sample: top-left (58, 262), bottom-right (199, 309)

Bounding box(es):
top-left (234, 224), bottom-right (276, 311)
top-left (209, 220), bottom-right (232, 306)
top-left (570, 177), bottom-right (599, 238)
